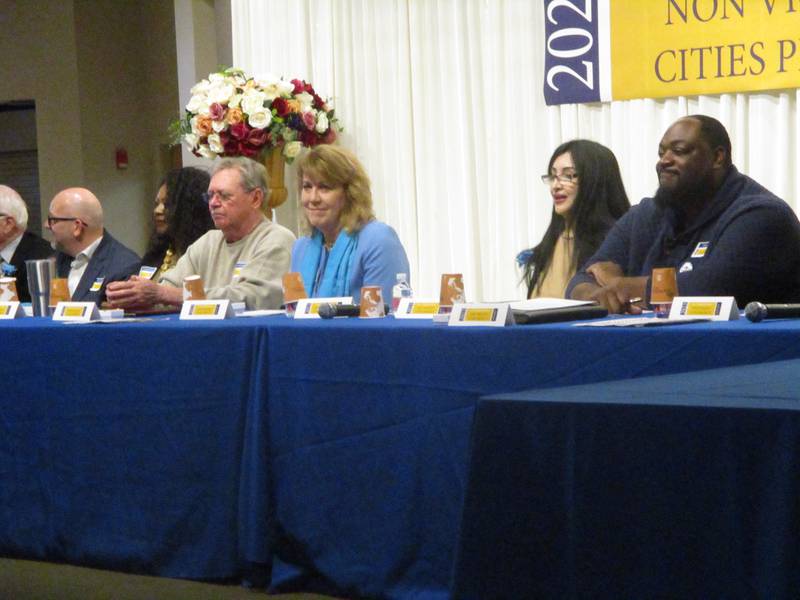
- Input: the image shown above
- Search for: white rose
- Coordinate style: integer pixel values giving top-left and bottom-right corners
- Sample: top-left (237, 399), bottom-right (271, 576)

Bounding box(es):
top-left (208, 72), bottom-right (225, 84)
top-left (208, 82), bottom-right (235, 105)
top-left (248, 111), bottom-right (272, 129)
top-left (284, 141), bottom-right (302, 159)
top-left (190, 79), bottom-right (210, 95)
top-left (197, 144), bottom-right (217, 159)
top-left (315, 112), bottom-right (329, 133)
top-left (229, 93), bottom-right (242, 108)
top-left (276, 80), bottom-right (295, 96)
top-left (208, 134), bottom-right (224, 154)
top-left (260, 82), bottom-right (282, 101)
top-left (212, 119), bottom-right (227, 133)
top-left (282, 128), bottom-right (297, 142)
top-left (186, 94), bottom-right (206, 114)
top-left (241, 90), bottom-right (267, 115)
top-left (182, 133), bottom-right (199, 148)
top-left (296, 91), bottom-right (314, 112)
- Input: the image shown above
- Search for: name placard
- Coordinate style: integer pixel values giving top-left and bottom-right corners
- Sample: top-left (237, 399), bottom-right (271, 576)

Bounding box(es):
top-left (138, 266), bottom-right (157, 280)
top-left (294, 296), bottom-right (351, 319)
top-left (0, 302), bottom-right (24, 319)
top-left (668, 296), bottom-right (739, 321)
top-left (53, 302), bottom-right (100, 322)
top-left (447, 303), bottom-right (514, 327)
top-left (394, 298), bottom-right (440, 319)
top-left (180, 299), bottom-right (233, 320)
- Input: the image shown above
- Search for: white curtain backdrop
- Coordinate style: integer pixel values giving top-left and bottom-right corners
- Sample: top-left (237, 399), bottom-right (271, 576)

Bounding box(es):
top-left (231, 0), bottom-right (799, 301)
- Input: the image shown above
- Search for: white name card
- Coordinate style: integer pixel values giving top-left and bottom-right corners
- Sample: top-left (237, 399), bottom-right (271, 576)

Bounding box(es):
top-left (0, 302), bottom-right (24, 319)
top-left (394, 298), bottom-right (440, 319)
top-left (668, 296), bottom-right (739, 321)
top-left (180, 299), bottom-right (233, 320)
top-left (138, 265), bottom-right (157, 280)
top-left (447, 303), bottom-right (514, 327)
top-left (53, 302), bottom-right (100, 322)
top-left (294, 296), bottom-right (351, 319)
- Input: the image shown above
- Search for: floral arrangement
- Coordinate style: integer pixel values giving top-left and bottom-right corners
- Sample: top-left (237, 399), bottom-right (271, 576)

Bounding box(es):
top-left (173, 67), bottom-right (341, 163)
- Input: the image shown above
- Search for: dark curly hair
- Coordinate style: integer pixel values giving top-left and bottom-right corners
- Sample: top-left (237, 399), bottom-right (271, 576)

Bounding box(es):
top-left (142, 167), bottom-right (214, 267)
top-left (523, 140), bottom-right (630, 297)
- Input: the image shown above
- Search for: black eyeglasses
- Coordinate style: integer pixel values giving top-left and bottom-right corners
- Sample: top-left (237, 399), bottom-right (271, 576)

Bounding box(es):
top-left (47, 215), bottom-right (85, 227)
top-left (540, 173), bottom-right (579, 185)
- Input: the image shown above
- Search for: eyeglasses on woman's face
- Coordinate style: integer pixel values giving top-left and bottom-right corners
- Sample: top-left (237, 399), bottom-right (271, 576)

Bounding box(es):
top-left (540, 173), bottom-right (578, 186)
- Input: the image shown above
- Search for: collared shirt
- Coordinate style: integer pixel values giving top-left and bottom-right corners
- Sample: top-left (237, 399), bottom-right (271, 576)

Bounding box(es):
top-left (0, 231), bottom-right (23, 264)
top-left (68, 236), bottom-right (103, 297)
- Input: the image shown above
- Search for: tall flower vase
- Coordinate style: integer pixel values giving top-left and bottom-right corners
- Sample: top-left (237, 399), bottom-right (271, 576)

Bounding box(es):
top-left (263, 147), bottom-right (288, 211)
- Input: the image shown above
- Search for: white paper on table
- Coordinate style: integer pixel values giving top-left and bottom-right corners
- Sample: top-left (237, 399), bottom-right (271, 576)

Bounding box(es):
top-left (574, 316), bottom-right (711, 327)
top-left (238, 309), bottom-right (286, 317)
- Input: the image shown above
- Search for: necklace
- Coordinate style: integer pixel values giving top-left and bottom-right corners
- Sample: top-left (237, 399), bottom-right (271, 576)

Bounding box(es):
top-left (159, 246), bottom-right (176, 273)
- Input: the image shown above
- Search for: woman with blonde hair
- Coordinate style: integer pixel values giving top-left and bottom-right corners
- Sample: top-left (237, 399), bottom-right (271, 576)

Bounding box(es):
top-left (291, 145), bottom-right (409, 301)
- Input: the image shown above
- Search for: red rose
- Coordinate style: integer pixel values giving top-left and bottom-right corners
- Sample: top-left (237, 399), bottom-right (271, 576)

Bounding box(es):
top-left (247, 127), bottom-right (270, 147)
top-left (230, 121), bottom-right (250, 140)
top-left (291, 79), bottom-right (305, 94)
top-left (322, 128), bottom-right (337, 144)
top-left (209, 102), bottom-right (226, 120)
top-left (300, 130), bottom-right (318, 147)
top-left (272, 97), bottom-right (290, 117)
top-left (312, 94), bottom-right (325, 110)
top-left (238, 142), bottom-right (258, 158)
top-left (224, 136), bottom-right (239, 155)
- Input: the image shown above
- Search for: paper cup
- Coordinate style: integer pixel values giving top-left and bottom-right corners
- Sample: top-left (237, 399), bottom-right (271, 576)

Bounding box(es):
top-left (359, 286), bottom-right (385, 318)
top-left (48, 278), bottom-right (70, 307)
top-left (0, 277), bottom-right (18, 302)
top-left (650, 267), bottom-right (678, 317)
top-left (439, 273), bottom-right (465, 311)
top-left (183, 275), bottom-right (206, 301)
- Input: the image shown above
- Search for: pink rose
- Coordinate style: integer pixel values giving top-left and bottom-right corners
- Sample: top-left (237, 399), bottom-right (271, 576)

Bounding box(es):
top-left (291, 79), bottom-right (305, 94)
top-left (301, 112), bottom-right (316, 130)
top-left (248, 127), bottom-right (269, 147)
top-left (209, 103), bottom-right (226, 120)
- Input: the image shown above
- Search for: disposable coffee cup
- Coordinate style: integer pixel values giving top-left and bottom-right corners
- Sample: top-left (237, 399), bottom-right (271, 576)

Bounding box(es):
top-left (439, 273), bottom-right (465, 313)
top-left (183, 275), bottom-right (206, 301)
top-left (0, 277), bottom-right (18, 302)
top-left (359, 285), bottom-right (385, 318)
top-left (48, 278), bottom-right (70, 312)
top-left (282, 272), bottom-right (307, 315)
top-left (650, 267), bottom-right (678, 318)
top-left (26, 257), bottom-right (56, 317)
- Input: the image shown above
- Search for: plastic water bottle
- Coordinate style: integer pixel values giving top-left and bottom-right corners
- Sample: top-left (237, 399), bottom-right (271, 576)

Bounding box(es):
top-left (391, 272), bottom-right (413, 313)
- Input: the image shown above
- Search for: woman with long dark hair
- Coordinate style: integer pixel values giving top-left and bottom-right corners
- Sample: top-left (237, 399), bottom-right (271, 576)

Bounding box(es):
top-left (519, 140), bottom-right (630, 298)
top-left (141, 167), bottom-right (214, 278)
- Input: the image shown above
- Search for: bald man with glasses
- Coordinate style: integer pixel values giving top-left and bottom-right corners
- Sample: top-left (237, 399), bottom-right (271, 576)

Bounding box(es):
top-left (47, 187), bottom-right (141, 304)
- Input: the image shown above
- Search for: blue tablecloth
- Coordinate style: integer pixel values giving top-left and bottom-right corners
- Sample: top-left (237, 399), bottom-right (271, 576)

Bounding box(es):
top-left (453, 359), bottom-right (800, 599)
top-left (3, 315), bottom-right (800, 596)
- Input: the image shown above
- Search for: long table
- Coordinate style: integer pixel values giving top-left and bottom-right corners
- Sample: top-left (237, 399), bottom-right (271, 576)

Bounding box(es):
top-left (453, 359), bottom-right (800, 599)
top-left (3, 316), bottom-right (800, 597)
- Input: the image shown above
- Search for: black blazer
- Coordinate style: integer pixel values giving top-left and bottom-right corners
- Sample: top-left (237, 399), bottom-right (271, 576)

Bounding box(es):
top-left (56, 231), bottom-right (141, 304)
top-left (9, 231), bottom-right (54, 303)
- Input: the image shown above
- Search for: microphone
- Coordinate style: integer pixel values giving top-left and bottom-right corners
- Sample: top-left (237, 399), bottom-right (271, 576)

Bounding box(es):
top-left (744, 302), bottom-right (800, 322)
top-left (318, 303), bottom-right (360, 319)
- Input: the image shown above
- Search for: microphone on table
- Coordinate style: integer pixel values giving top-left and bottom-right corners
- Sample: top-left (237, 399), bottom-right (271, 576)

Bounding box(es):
top-left (318, 303), bottom-right (361, 319)
top-left (744, 302), bottom-right (800, 323)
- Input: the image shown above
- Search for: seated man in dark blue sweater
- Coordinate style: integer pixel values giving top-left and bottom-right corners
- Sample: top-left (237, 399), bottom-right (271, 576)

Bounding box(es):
top-left (567, 114), bottom-right (800, 313)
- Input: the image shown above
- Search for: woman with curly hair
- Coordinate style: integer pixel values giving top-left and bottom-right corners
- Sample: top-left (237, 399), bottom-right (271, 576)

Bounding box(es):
top-left (141, 167), bottom-right (214, 279)
top-left (519, 140), bottom-right (630, 298)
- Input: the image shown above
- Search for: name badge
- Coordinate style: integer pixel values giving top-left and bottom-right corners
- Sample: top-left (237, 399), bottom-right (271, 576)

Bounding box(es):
top-left (394, 298), bottom-right (440, 319)
top-left (180, 299), bottom-right (233, 320)
top-left (691, 242), bottom-right (710, 258)
top-left (138, 266), bottom-right (157, 280)
top-left (668, 296), bottom-right (739, 321)
top-left (294, 296), bottom-right (351, 319)
top-left (53, 301), bottom-right (100, 322)
top-left (0, 302), bottom-right (24, 319)
top-left (233, 262), bottom-right (247, 279)
top-left (447, 302), bottom-right (514, 327)
top-left (89, 277), bottom-right (105, 292)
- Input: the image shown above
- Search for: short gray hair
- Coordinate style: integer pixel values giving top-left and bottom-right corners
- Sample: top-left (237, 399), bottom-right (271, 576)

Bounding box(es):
top-left (0, 185), bottom-right (28, 229)
top-left (213, 157), bottom-right (270, 203)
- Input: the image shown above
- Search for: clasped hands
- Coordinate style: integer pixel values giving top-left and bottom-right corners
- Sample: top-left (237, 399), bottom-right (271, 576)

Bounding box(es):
top-left (573, 261), bottom-right (648, 314)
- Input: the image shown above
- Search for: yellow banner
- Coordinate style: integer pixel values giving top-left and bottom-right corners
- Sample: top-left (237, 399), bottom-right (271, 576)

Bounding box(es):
top-left (611, 0), bottom-right (800, 100)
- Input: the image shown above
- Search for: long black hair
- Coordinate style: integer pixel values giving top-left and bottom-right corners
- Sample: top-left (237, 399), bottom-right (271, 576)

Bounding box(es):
top-left (142, 167), bottom-right (214, 267)
top-left (523, 139), bottom-right (630, 297)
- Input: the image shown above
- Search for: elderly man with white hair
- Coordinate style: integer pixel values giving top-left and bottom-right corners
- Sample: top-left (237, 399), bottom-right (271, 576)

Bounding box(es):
top-left (47, 187), bottom-right (141, 304)
top-left (0, 184), bottom-right (53, 302)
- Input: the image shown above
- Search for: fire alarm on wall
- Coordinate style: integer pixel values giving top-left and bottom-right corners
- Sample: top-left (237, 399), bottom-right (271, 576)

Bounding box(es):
top-left (116, 147), bottom-right (129, 169)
